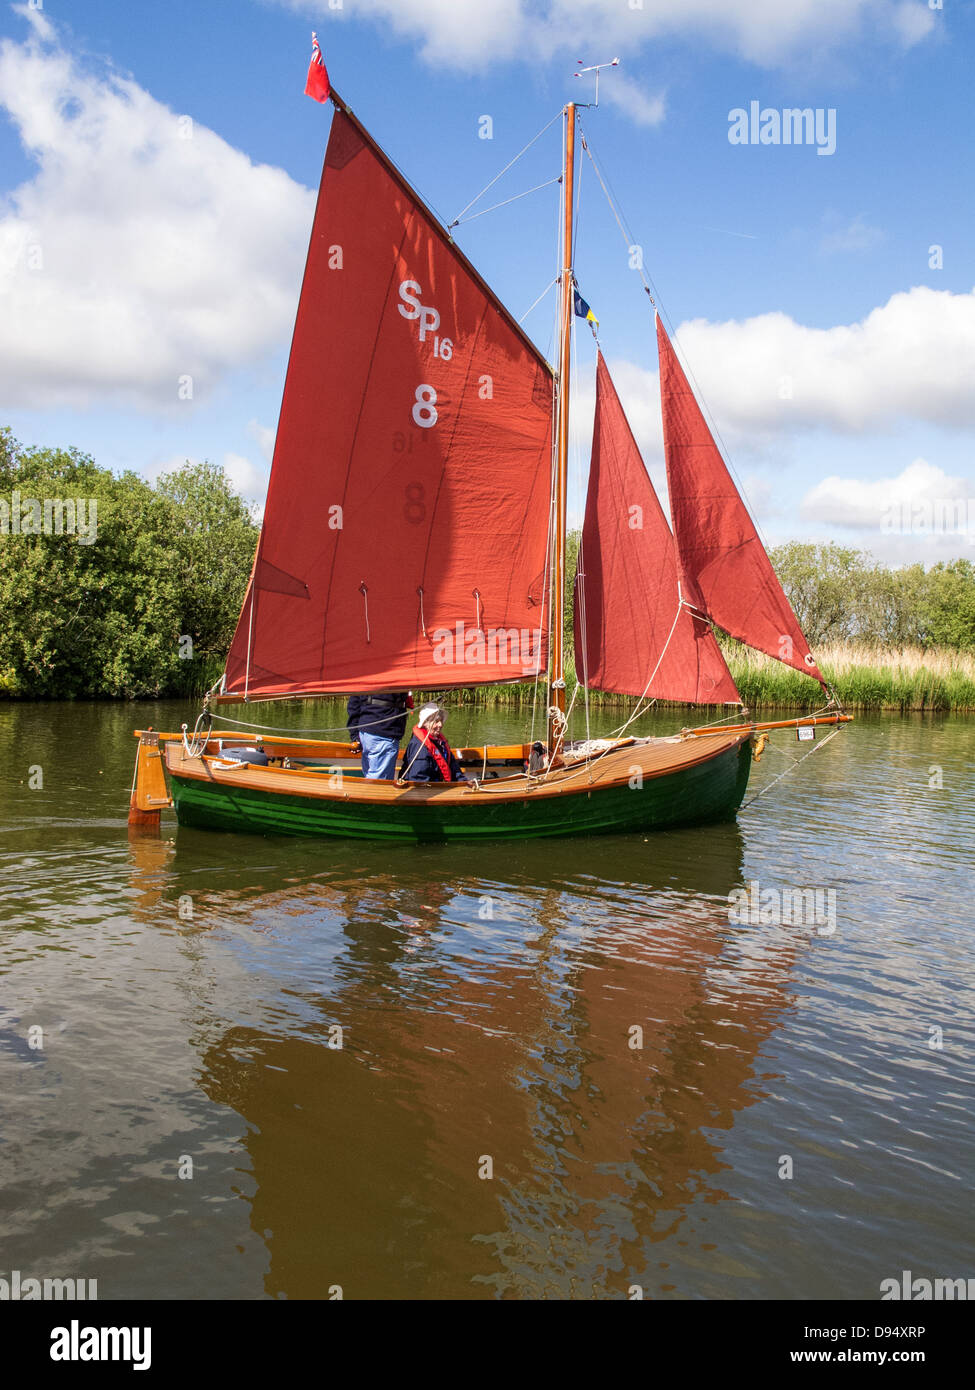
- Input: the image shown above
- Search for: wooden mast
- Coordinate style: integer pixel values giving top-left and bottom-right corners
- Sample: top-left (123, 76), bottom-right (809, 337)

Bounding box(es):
top-left (549, 101), bottom-right (575, 756)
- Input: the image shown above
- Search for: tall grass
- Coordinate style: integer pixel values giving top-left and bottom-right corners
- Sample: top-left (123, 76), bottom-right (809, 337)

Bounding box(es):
top-left (728, 642), bottom-right (975, 712)
top-left (181, 654), bottom-right (230, 699)
top-left (419, 644), bottom-right (975, 712)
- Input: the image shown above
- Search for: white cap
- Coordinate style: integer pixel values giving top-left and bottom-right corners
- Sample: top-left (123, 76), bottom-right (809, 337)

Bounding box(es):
top-left (417, 703), bottom-right (444, 727)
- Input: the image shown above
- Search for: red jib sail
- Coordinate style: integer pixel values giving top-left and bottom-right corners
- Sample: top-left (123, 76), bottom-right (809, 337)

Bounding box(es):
top-left (656, 316), bottom-right (827, 688)
top-left (574, 355), bottom-right (740, 704)
top-left (223, 106), bottom-right (554, 698)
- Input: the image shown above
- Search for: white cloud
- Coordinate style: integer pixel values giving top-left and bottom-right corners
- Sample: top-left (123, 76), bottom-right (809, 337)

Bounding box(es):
top-left (11, 2), bottom-right (53, 43)
top-left (569, 356), bottom-right (662, 462)
top-left (247, 419), bottom-right (277, 463)
top-left (891, 0), bottom-right (937, 45)
top-left (819, 212), bottom-right (884, 254)
top-left (602, 357), bottom-right (664, 462)
top-left (277, 0), bottom-right (934, 71)
top-left (668, 286), bottom-right (975, 437)
top-left (801, 458), bottom-right (972, 527)
top-left (599, 74), bottom-right (665, 128)
top-left (800, 458), bottom-right (975, 561)
top-left (222, 451), bottom-right (269, 510)
top-left (570, 358), bottom-right (789, 523)
top-left (279, 0), bottom-right (525, 67)
top-left (569, 285), bottom-right (975, 472)
top-left (567, 355), bottom-right (667, 530)
top-left (0, 19), bottom-right (314, 411)
top-left (740, 473), bottom-right (776, 518)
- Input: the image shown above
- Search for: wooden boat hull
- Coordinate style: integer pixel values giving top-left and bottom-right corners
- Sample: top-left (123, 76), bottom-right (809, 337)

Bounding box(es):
top-left (165, 731), bottom-right (753, 842)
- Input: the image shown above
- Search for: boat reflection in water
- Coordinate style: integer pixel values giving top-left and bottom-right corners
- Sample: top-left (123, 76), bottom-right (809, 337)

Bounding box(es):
top-left (126, 827), bottom-right (801, 1298)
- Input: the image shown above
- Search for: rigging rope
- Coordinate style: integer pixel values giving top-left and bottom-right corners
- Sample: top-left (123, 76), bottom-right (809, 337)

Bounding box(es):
top-left (359, 582), bottom-right (371, 643)
top-left (449, 109), bottom-right (563, 228)
top-left (209, 709), bottom-right (405, 738)
top-left (578, 120), bottom-right (780, 560)
top-left (450, 177), bottom-right (561, 228)
top-left (519, 276), bottom-right (559, 325)
top-left (579, 125), bottom-right (656, 307)
top-left (738, 726), bottom-right (843, 811)
top-left (606, 598), bottom-right (689, 739)
top-left (182, 709), bottom-right (213, 757)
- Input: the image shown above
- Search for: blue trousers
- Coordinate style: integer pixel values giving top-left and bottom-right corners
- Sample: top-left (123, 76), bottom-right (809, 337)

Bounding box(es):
top-left (359, 731), bottom-right (400, 780)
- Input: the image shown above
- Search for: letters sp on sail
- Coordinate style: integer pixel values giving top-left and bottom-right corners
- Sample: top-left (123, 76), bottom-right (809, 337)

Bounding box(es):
top-left (224, 108), bottom-right (554, 698)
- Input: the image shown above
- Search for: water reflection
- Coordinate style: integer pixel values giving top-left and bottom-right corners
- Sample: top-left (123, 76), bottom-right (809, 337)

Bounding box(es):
top-left (125, 826), bottom-right (803, 1297)
top-left (4, 702), bottom-right (972, 1299)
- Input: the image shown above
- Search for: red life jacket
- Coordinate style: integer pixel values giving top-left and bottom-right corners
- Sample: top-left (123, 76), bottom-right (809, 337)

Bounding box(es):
top-left (412, 725), bottom-right (453, 781)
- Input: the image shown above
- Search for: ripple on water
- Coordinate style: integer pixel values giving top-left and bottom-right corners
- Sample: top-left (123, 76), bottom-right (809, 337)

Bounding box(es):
top-left (1, 705), bottom-right (974, 1296)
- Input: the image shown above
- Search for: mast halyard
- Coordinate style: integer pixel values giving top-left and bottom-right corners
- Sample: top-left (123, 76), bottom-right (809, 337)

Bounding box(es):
top-left (548, 101), bottom-right (576, 756)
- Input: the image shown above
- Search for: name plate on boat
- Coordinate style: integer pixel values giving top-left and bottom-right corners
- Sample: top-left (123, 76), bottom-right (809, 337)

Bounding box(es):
top-left (797, 726), bottom-right (815, 742)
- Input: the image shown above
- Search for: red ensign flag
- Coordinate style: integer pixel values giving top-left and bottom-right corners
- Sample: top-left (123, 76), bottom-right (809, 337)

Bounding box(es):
top-left (304, 32), bottom-right (330, 103)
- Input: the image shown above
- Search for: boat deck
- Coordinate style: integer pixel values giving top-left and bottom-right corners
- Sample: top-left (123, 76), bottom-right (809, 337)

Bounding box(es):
top-left (158, 730), bottom-right (754, 841)
top-left (165, 732), bottom-right (741, 805)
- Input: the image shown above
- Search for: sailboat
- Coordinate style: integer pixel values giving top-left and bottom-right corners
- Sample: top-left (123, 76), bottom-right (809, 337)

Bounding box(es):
top-left (129, 70), bottom-right (850, 841)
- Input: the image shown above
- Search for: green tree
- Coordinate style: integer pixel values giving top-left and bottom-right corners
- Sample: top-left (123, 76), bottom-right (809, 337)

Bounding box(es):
top-left (155, 461), bottom-right (258, 677)
top-left (856, 562), bottom-right (928, 646)
top-left (768, 542), bottom-right (867, 645)
top-left (0, 426), bottom-right (19, 478)
top-left (565, 527), bottom-right (581, 664)
top-left (921, 560), bottom-right (975, 649)
top-left (0, 434), bottom-right (257, 698)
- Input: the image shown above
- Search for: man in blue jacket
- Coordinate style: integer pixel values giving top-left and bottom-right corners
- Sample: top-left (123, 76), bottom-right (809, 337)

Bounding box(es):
top-left (347, 691), bottom-right (413, 779)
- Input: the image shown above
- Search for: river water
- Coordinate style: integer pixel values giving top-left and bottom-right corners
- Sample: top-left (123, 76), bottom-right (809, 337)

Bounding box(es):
top-left (1, 699), bottom-right (973, 1300)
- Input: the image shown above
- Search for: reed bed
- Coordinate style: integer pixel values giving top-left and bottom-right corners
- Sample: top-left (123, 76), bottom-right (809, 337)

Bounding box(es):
top-left (727, 643), bottom-right (975, 712)
top-left (414, 644), bottom-right (975, 712)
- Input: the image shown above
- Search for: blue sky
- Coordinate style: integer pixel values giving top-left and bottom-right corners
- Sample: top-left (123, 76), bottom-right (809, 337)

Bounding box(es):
top-left (1, 0), bottom-right (973, 562)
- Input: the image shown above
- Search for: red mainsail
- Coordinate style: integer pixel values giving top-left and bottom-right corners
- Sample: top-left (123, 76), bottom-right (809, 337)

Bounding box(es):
top-left (574, 355), bottom-right (740, 704)
top-left (656, 316), bottom-right (826, 688)
top-left (223, 106), bottom-right (554, 698)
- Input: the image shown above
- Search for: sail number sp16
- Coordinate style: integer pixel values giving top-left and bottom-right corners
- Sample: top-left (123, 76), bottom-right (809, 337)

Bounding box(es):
top-left (398, 278), bottom-right (453, 429)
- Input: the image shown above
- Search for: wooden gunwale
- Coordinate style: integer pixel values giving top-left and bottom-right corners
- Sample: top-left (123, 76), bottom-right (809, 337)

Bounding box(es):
top-left (139, 731), bottom-right (548, 762)
top-left (164, 730), bottom-right (750, 807)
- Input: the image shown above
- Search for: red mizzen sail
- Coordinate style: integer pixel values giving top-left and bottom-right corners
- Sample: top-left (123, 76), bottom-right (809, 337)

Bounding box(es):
top-left (574, 355), bottom-right (740, 704)
top-left (224, 106), bottom-right (554, 699)
top-left (656, 316), bottom-right (827, 688)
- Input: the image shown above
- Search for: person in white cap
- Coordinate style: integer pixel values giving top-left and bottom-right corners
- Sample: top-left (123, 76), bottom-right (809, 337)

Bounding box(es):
top-left (398, 704), bottom-right (471, 784)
